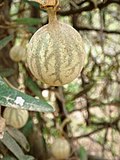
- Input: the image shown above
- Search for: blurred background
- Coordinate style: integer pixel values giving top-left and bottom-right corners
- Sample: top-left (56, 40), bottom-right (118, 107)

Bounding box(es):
top-left (0, 0), bottom-right (120, 160)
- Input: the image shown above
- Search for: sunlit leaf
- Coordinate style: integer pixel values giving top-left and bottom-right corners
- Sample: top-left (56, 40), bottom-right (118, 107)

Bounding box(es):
top-left (0, 77), bottom-right (54, 112)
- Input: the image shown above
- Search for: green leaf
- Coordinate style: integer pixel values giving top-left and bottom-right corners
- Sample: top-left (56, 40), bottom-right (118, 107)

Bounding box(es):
top-left (23, 0), bottom-right (40, 8)
top-left (0, 77), bottom-right (54, 112)
top-left (1, 132), bottom-right (25, 160)
top-left (25, 77), bottom-right (43, 99)
top-left (2, 155), bottom-right (17, 160)
top-left (27, 26), bottom-right (37, 33)
top-left (19, 155), bottom-right (35, 160)
top-left (6, 127), bottom-right (30, 152)
top-left (0, 35), bottom-right (14, 50)
top-left (1, 132), bottom-right (35, 160)
top-left (77, 146), bottom-right (88, 160)
top-left (15, 18), bottom-right (40, 26)
top-left (2, 154), bottom-right (35, 160)
top-left (21, 118), bottom-right (33, 137)
top-left (0, 68), bottom-right (15, 77)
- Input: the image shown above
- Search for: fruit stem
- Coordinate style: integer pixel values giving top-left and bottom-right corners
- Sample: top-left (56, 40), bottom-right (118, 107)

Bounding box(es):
top-left (47, 7), bottom-right (57, 23)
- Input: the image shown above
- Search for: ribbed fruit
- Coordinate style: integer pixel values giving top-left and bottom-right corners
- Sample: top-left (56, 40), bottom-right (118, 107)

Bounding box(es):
top-left (27, 6), bottom-right (85, 86)
top-left (51, 138), bottom-right (70, 159)
top-left (3, 108), bottom-right (29, 129)
top-left (10, 45), bottom-right (26, 62)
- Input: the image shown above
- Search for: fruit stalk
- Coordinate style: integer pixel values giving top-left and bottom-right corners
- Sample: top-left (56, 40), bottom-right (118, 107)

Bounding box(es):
top-left (33, 0), bottom-right (59, 8)
top-left (47, 8), bottom-right (57, 23)
top-left (32, 0), bottom-right (59, 23)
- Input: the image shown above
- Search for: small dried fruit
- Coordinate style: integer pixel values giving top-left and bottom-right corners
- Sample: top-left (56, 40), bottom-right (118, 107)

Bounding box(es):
top-left (9, 45), bottom-right (26, 62)
top-left (27, 0), bottom-right (85, 86)
top-left (3, 108), bottom-right (29, 129)
top-left (51, 138), bottom-right (70, 159)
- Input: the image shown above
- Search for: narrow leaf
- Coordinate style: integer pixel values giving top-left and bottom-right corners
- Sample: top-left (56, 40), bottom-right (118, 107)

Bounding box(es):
top-left (20, 155), bottom-right (35, 160)
top-left (25, 77), bottom-right (43, 99)
top-left (15, 18), bottom-right (40, 26)
top-left (2, 155), bottom-right (17, 160)
top-left (21, 119), bottom-right (33, 137)
top-left (23, 0), bottom-right (40, 8)
top-left (77, 146), bottom-right (88, 160)
top-left (6, 127), bottom-right (30, 152)
top-left (0, 68), bottom-right (15, 77)
top-left (2, 154), bottom-right (35, 160)
top-left (1, 132), bottom-right (25, 160)
top-left (0, 35), bottom-right (13, 50)
top-left (0, 77), bottom-right (54, 112)
top-left (27, 26), bottom-right (37, 33)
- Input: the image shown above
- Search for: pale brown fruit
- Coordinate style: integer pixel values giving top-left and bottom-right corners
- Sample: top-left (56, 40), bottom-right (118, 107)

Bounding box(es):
top-left (3, 108), bottom-right (29, 129)
top-left (9, 45), bottom-right (26, 62)
top-left (27, 6), bottom-right (85, 86)
top-left (51, 138), bottom-right (70, 159)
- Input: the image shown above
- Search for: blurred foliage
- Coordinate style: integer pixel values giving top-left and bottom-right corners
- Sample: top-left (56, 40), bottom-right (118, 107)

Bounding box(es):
top-left (0, 0), bottom-right (120, 160)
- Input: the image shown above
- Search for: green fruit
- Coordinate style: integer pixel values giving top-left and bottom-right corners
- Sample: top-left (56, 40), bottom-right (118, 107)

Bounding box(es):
top-left (3, 108), bottom-right (29, 129)
top-left (51, 138), bottom-right (70, 159)
top-left (10, 45), bottom-right (26, 62)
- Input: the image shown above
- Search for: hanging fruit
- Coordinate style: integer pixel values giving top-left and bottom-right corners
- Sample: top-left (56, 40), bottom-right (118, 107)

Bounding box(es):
top-left (27, 0), bottom-right (85, 86)
top-left (3, 108), bottom-right (29, 129)
top-left (51, 138), bottom-right (70, 159)
top-left (9, 45), bottom-right (26, 62)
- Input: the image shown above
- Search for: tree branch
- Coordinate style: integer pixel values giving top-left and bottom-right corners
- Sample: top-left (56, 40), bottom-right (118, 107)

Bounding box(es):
top-left (75, 26), bottom-right (120, 34)
top-left (70, 126), bottom-right (105, 140)
top-left (88, 154), bottom-right (108, 160)
top-left (58, 0), bottom-right (120, 16)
